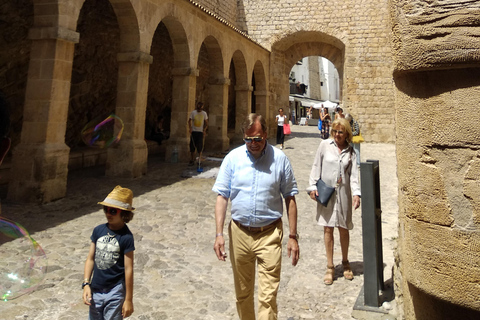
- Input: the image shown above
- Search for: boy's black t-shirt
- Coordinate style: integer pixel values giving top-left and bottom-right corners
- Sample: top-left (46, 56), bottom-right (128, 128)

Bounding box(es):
top-left (90, 223), bottom-right (135, 291)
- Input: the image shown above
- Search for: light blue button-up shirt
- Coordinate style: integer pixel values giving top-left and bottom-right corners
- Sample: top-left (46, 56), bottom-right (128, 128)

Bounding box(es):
top-left (212, 143), bottom-right (298, 227)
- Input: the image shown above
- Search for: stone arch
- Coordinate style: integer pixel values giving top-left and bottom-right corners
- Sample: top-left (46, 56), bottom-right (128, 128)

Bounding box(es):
top-left (229, 50), bottom-right (249, 143)
top-left (161, 16), bottom-right (190, 70)
top-left (67, 0), bottom-right (121, 153)
top-left (272, 31), bottom-right (344, 77)
top-left (270, 31), bottom-right (345, 129)
top-left (145, 20), bottom-right (174, 151)
top-left (150, 15), bottom-right (194, 162)
top-left (197, 35), bottom-right (229, 151)
top-left (145, 15), bottom-right (193, 154)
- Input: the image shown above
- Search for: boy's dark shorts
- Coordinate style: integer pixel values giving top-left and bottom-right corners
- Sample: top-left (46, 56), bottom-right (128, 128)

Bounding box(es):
top-left (190, 131), bottom-right (204, 152)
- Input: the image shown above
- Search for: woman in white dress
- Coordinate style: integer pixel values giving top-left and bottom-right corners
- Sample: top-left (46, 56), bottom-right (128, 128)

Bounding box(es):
top-left (307, 118), bottom-right (361, 285)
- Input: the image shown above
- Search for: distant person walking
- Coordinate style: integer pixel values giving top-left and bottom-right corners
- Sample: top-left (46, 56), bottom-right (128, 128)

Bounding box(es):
top-left (275, 108), bottom-right (288, 149)
top-left (335, 106), bottom-right (345, 120)
top-left (345, 113), bottom-right (363, 167)
top-left (321, 111), bottom-right (331, 139)
top-left (188, 102), bottom-right (208, 166)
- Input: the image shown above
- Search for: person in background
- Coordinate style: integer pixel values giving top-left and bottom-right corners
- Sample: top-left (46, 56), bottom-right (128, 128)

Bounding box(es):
top-left (335, 107), bottom-right (345, 119)
top-left (275, 108), bottom-right (288, 150)
top-left (188, 102), bottom-right (208, 166)
top-left (345, 113), bottom-right (362, 167)
top-left (213, 113), bottom-right (300, 319)
top-left (317, 105), bottom-right (324, 134)
top-left (321, 110), bottom-right (331, 139)
top-left (307, 118), bottom-right (361, 285)
top-left (148, 115), bottom-right (169, 145)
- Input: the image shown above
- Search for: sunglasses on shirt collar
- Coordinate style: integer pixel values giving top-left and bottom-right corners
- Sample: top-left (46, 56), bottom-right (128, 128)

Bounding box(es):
top-left (243, 136), bottom-right (264, 143)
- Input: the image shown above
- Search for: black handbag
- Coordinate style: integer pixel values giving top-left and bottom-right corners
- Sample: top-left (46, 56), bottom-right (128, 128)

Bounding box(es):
top-left (315, 179), bottom-right (335, 207)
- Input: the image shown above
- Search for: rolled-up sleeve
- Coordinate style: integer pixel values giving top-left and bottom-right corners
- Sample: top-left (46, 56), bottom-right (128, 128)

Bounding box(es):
top-left (212, 156), bottom-right (232, 198)
top-left (350, 153), bottom-right (361, 197)
top-left (281, 157), bottom-right (298, 198)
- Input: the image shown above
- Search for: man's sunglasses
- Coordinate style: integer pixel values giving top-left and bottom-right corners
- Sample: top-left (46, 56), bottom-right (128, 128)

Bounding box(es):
top-left (243, 136), bottom-right (264, 143)
top-left (103, 206), bottom-right (121, 215)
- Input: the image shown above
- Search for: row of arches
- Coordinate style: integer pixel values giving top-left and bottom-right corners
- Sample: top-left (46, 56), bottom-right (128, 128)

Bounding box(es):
top-left (8, 0), bottom-right (274, 202)
top-left (5, 0), bottom-right (351, 203)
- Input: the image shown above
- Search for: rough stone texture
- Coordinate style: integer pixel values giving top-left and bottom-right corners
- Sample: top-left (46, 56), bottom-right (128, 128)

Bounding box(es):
top-left (390, 0), bottom-right (480, 72)
top-left (392, 2), bottom-right (480, 314)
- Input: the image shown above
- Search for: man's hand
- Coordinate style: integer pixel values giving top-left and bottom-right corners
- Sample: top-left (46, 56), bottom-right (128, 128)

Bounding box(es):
top-left (214, 235), bottom-right (227, 261)
top-left (287, 238), bottom-right (300, 266)
top-left (353, 195), bottom-right (361, 210)
top-left (122, 299), bottom-right (134, 318)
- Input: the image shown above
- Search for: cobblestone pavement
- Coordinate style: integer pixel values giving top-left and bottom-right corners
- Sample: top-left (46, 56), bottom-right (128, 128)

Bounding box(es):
top-left (1, 124), bottom-right (398, 320)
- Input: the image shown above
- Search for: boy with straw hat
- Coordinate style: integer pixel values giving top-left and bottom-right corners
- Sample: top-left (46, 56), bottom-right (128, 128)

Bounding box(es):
top-left (82, 186), bottom-right (136, 319)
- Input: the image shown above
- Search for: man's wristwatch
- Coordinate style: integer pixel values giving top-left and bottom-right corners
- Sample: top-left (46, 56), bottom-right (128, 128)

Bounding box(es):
top-left (289, 233), bottom-right (299, 240)
top-left (82, 281), bottom-right (90, 289)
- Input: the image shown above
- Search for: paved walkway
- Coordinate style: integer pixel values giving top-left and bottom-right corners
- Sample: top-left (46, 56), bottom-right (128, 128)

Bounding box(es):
top-left (1, 124), bottom-right (398, 320)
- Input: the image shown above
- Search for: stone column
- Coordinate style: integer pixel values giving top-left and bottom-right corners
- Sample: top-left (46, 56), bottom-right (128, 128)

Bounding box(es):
top-left (7, 27), bottom-right (79, 203)
top-left (233, 84), bottom-right (252, 143)
top-left (166, 67), bottom-right (198, 162)
top-left (254, 89), bottom-right (269, 131)
top-left (105, 52), bottom-right (152, 178)
top-left (206, 77), bottom-right (230, 151)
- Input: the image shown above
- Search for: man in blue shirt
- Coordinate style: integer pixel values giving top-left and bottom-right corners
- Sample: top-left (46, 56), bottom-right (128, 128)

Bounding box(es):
top-left (213, 113), bottom-right (300, 320)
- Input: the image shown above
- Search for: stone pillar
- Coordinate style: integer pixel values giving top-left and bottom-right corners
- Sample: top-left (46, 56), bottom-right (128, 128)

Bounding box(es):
top-left (166, 67), bottom-right (198, 162)
top-left (206, 77), bottom-right (230, 151)
top-left (233, 84), bottom-right (252, 143)
top-left (391, 1), bottom-right (480, 318)
top-left (105, 52), bottom-right (152, 178)
top-left (254, 90), bottom-right (270, 131)
top-left (7, 27), bottom-right (79, 203)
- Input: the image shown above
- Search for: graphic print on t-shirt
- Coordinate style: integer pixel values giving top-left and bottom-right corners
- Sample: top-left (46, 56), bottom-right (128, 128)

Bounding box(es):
top-left (193, 113), bottom-right (204, 128)
top-left (95, 235), bottom-right (120, 270)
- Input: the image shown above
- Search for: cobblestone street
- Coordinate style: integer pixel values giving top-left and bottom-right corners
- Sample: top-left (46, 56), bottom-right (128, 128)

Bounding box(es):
top-left (1, 124), bottom-right (398, 320)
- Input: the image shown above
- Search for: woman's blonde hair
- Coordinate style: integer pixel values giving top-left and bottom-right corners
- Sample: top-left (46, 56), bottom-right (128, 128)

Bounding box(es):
top-left (331, 118), bottom-right (353, 143)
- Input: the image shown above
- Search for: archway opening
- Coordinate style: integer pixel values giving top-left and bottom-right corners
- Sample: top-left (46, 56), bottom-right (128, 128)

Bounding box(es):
top-left (145, 21), bottom-right (173, 150)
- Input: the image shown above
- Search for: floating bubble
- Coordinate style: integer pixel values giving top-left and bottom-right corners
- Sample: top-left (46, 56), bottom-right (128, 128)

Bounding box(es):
top-left (0, 217), bottom-right (47, 301)
top-left (81, 113), bottom-right (124, 148)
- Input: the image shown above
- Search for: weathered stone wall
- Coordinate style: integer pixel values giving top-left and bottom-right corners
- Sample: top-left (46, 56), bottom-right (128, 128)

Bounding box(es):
top-left (308, 57), bottom-right (322, 101)
top-left (0, 0), bottom-right (33, 150)
top-left (391, 0), bottom-right (480, 319)
top-left (240, 0), bottom-right (395, 142)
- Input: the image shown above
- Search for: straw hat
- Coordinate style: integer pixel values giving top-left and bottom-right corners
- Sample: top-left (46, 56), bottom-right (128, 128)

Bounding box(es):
top-left (98, 185), bottom-right (135, 211)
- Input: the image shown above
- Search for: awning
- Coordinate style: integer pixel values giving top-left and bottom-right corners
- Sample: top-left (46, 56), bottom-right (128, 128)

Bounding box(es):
top-left (312, 100), bottom-right (339, 110)
top-left (290, 95), bottom-right (339, 110)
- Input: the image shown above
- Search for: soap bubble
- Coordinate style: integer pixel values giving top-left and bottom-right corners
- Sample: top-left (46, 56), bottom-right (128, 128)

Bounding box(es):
top-left (81, 113), bottom-right (124, 148)
top-left (0, 217), bottom-right (47, 301)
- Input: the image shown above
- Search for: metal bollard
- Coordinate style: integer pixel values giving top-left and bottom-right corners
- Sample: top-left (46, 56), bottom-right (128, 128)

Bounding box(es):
top-left (360, 160), bottom-right (384, 307)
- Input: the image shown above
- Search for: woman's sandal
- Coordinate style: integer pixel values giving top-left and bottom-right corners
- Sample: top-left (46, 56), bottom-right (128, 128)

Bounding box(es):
top-left (342, 260), bottom-right (354, 280)
top-left (324, 265), bottom-right (335, 285)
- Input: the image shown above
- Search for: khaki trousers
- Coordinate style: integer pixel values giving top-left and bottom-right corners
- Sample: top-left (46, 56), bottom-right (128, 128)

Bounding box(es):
top-left (228, 219), bottom-right (283, 320)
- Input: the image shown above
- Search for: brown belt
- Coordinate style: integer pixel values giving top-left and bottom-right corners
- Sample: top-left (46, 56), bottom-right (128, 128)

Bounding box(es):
top-left (233, 218), bottom-right (281, 233)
